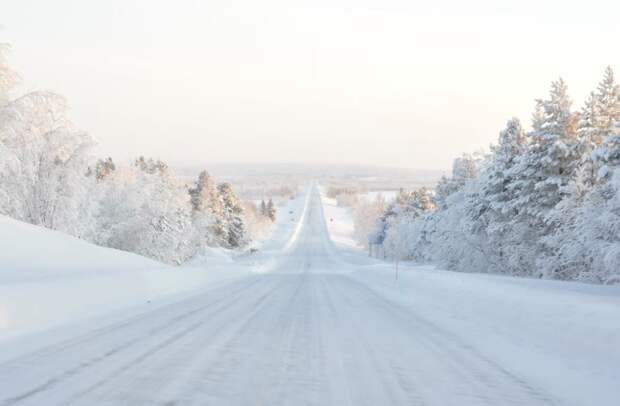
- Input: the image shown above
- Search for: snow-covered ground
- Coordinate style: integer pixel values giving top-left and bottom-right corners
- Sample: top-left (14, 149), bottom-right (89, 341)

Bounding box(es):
top-left (321, 187), bottom-right (620, 406)
top-left (0, 192), bottom-right (307, 342)
top-left (0, 184), bottom-right (618, 405)
top-left (361, 189), bottom-right (398, 203)
top-left (320, 190), bottom-right (361, 251)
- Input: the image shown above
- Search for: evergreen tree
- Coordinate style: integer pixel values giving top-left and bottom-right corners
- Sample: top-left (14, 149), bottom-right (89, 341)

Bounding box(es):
top-left (87, 157), bottom-right (116, 181)
top-left (188, 170), bottom-right (226, 247)
top-left (576, 92), bottom-right (601, 188)
top-left (368, 69), bottom-right (620, 283)
top-left (483, 118), bottom-right (527, 211)
top-left (595, 67), bottom-right (620, 142)
top-left (189, 171), bottom-right (222, 215)
top-left (266, 199), bottom-right (276, 222)
top-left (134, 156), bottom-right (168, 175)
top-left (502, 79), bottom-right (582, 276)
top-left (593, 67), bottom-right (620, 176)
top-left (508, 79), bottom-right (580, 221)
top-left (476, 119), bottom-right (528, 273)
top-left (217, 183), bottom-right (247, 248)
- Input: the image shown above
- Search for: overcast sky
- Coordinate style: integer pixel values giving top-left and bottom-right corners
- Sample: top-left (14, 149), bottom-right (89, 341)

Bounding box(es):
top-left (2, 0), bottom-right (619, 170)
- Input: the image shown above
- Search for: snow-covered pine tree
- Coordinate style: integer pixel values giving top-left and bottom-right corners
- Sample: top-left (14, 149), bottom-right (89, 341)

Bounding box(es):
top-left (87, 157), bottom-right (116, 182)
top-left (546, 67), bottom-right (620, 282)
top-left (134, 156), bottom-right (168, 175)
top-left (217, 182), bottom-right (248, 248)
top-left (483, 118), bottom-right (527, 205)
top-left (477, 118), bottom-right (528, 274)
top-left (507, 79), bottom-right (579, 220)
top-left (504, 79), bottom-right (582, 277)
top-left (189, 171), bottom-right (222, 214)
top-left (595, 67), bottom-right (620, 141)
top-left (266, 198), bottom-right (276, 222)
top-left (576, 92), bottom-right (602, 189)
top-left (592, 67), bottom-right (620, 177)
top-left (188, 170), bottom-right (225, 249)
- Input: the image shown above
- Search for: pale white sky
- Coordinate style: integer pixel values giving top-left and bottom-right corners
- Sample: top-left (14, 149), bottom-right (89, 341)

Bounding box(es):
top-left (1, 0), bottom-right (619, 170)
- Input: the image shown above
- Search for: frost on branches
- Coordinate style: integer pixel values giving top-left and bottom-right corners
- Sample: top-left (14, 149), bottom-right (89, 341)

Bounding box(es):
top-left (0, 45), bottom-right (254, 265)
top-left (371, 68), bottom-right (620, 284)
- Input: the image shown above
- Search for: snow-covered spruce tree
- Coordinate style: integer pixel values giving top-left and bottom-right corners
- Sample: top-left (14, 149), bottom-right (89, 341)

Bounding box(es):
top-left (368, 71), bottom-right (620, 283)
top-left (87, 157), bottom-right (116, 182)
top-left (591, 67), bottom-right (620, 178)
top-left (217, 182), bottom-right (248, 248)
top-left (475, 118), bottom-right (530, 274)
top-left (486, 118), bottom-right (528, 198)
top-left (266, 198), bottom-right (276, 222)
top-left (575, 67), bottom-right (620, 186)
top-left (576, 92), bottom-right (602, 189)
top-left (188, 170), bottom-right (226, 248)
top-left (0, 91), bottom-right (95, 237)
top-left (499, 80), bottom-right (580, 276)
top-left (546, 68), bottom-right (620, 282)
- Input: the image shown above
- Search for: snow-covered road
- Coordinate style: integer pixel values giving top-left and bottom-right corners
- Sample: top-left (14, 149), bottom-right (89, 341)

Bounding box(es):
top-left (0, 185), bottom-right (617, 405)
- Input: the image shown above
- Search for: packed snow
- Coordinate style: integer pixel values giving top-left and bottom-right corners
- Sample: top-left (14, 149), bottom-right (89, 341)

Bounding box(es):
top-left (0, 185), bottom-right (618, 406)
top-left (0, 193), bottom-right (306, 342)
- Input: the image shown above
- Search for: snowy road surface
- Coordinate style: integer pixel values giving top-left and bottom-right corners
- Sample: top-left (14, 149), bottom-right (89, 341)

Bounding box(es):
top-left (0, 185), bottom-right (617, 405)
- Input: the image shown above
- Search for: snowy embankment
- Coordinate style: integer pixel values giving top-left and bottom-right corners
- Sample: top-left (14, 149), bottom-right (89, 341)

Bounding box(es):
top-left (319, 190), bottom-right (620, 406)
top-left (0, 190), bottom-right (307, 342)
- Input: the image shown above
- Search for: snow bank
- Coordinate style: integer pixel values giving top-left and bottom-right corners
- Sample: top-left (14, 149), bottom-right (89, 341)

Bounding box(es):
top-left (0, 215), bottom-right (168, 281)
top-left (0, 215), bottom-right (238, 341)
top-left (0, 189), bottom-right (308, 342)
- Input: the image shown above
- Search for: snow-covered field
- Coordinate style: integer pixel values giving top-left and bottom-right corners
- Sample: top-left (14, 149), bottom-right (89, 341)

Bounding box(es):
top-left (0, 184), bottom-right (618, 405)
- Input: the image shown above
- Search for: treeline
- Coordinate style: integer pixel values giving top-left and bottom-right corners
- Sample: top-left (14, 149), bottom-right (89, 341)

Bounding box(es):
top-left (371, 68), bottom-right (620, 284)
top-left (0, 44), bottom-right (275, 265)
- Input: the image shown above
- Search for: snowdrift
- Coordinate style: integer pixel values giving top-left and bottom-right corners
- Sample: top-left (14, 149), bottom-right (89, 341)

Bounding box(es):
top-left (0, 215), bottom-right (241, 341)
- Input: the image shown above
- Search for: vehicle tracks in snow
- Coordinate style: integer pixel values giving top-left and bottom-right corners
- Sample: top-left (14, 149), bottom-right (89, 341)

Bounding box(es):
top-left (0, 186), bottom-right (562, 405)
